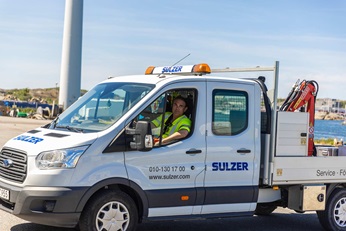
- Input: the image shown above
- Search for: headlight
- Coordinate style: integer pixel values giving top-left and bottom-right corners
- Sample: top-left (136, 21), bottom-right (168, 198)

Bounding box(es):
top-left (36, 145), bottom-right (89, 169)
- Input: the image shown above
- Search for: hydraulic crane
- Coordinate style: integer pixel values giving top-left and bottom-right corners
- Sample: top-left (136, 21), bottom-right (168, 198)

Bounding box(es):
top-left (280, 79), bottom-right (319, 156)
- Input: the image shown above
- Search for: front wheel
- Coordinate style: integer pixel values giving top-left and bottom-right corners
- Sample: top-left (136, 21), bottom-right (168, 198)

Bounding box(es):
top-left (79, 190), bottom-right (138, 231)
top-left (317, 188), bottom-right (346, 231)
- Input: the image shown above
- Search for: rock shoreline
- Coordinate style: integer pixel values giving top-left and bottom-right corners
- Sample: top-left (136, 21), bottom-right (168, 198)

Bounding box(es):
top-left (315, 112), bottom-right (344, 120)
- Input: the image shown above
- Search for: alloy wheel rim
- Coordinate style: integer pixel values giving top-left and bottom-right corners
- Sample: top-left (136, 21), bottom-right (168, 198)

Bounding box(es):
top-left (96, 201), bottom-right (130, 231)
top-left (334, 197), bottom-right (346, 227)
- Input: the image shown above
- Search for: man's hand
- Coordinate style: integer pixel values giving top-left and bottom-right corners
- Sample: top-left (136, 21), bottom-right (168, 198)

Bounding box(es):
top-left (154, 138), bottom-right (160, 146)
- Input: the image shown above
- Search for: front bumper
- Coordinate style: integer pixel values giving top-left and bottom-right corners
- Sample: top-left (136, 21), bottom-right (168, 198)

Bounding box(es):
top-left (0, 181), bottom-right (88, 228)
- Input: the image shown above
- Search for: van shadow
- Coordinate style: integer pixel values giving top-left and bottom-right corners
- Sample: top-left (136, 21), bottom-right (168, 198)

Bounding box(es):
top-left (137, 212), bottom-right (325, 231)
top-left (10, 211), bottom-right (324, 231)
top-left (11, 224), bottom-right (74, 231)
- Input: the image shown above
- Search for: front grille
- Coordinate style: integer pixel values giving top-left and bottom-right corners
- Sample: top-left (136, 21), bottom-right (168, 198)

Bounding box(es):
top-left (0, 147), bottom-right (27, 183)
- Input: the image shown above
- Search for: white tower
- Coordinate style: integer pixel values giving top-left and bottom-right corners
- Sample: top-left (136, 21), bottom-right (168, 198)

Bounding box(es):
top-left (59, 0), bottom-right (83, 110)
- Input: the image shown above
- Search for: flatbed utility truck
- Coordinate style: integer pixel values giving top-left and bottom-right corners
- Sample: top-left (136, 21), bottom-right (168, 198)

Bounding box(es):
top-left (0, 61), bottom-right (345, 231)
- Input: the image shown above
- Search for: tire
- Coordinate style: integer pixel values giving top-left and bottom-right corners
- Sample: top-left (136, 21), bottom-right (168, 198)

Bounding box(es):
top-left (254, 203), bottom-right (277, 216)
top-left (317, 188), bottom-right (346, 231)
top-left (79, 190), bottom-right (138, 231)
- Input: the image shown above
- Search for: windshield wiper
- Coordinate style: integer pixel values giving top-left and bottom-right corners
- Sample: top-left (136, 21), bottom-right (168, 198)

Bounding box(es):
top-left (56, 125), bottom-right (84, 133)
top-left (51, 114), bottom-right (60, 129)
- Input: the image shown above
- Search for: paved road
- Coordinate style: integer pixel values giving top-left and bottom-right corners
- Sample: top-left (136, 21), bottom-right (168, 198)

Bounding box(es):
top-left (0, 116), bottom-right (325, 231)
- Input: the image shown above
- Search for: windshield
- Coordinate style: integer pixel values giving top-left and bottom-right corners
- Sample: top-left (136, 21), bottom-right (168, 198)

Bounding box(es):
top-left (52, 82), bottom-right (154, 133)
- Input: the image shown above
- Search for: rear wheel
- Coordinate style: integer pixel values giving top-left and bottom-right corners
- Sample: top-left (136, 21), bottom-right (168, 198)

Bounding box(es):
top-left (79, 190), bottom-right (138, 231)
top-left (317, 188), bottom-right (346, 231)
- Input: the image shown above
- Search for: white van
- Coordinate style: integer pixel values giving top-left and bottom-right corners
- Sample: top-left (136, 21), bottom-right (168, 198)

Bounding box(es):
top-left (1, 62), bottom-right (345, 231)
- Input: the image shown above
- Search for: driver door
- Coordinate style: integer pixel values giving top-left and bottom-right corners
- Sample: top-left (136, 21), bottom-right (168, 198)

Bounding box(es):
top-left (124, 81), bottom-right (207, 217)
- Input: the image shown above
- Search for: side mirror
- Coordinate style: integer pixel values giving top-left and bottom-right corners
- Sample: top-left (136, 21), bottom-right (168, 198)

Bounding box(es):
top-left (126, 121), bottom-right (153, 151)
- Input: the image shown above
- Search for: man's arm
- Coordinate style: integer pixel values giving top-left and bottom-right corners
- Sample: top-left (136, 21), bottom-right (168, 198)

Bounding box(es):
top-left (157, 129), bottom-right (189, 145)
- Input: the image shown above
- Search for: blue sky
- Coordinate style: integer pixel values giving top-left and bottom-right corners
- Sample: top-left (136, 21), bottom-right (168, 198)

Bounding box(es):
top-left (0, 0), bottom-right (345, 99)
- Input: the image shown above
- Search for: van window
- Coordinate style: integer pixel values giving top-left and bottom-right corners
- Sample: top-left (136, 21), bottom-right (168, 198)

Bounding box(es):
top-left (134, 89), bottom-right (196, 146)
top-left (104, 88), bottom-right (196, 153)
top-left (53, 82), bottom-right (154, 133)
top-left (212, 89), bottom-right (248, 136)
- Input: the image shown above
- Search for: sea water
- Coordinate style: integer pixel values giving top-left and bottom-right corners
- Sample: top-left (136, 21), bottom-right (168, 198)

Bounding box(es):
top-left (315, 120), bottom-right (346, 141)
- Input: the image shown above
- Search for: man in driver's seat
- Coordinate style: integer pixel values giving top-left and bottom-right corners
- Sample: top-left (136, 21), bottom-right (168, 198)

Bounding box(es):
top-left (152, 96), bottom-right (191, 145)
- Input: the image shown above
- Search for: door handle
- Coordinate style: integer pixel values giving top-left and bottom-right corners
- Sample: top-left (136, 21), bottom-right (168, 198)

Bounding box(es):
top-left (186, 149), bottom-right (202, 154)
top-left (237, 148), bottom-right (251, 154)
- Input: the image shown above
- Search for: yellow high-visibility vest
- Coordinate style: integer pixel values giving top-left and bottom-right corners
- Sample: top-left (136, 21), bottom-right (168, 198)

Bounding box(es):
top-left (152, 112), bottom-right (191, 138)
